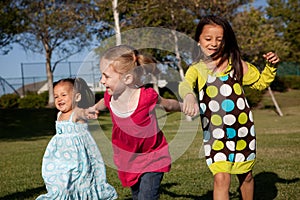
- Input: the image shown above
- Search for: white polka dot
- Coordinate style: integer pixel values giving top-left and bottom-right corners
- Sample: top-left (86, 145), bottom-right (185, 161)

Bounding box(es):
top-left (245, 99), bottom-right (250, 108)
top-left (220, 84), bottom-right (232, 97)
top-left (199, 90), bottom-right (204, 101)
top-left (230, 71), bottom-right (234, 77)
top-left (208, 100), bottom-right (220, 112)
top-left (249, 139), bottom-right (256, 150)
top-left (207, 75), bottom-right (216, 83)
top-left (202, 117), bottom-right (209, 128)
top-left (249, 111), bottom-right (254, 122)
top-left (212, 128), bottom-right (225, 139)
top-left (223, 114), bottom-right (236, 126)
top-left (214, 152), bottom-right (227, 162)
top-left (200, 103), bottom-right (207, 114)
top-left (206, 158), bottom-right (213, 166)
top-left (250, 125), bottom-right (255, 136)
top-left (237, 98), bottom-right (245, 110)
top-left (226, 141), bottom-right (235, 151)
top-left (247, 153), bottom-right (256, 161)
top-left (204, 144), bottom-right (211, 156)
top-left (203, 131), bottom-right (211, 142)
top-left (238, 127), bottom-right (248, 137)
top-left (235, 153), bottom-right (245, 162)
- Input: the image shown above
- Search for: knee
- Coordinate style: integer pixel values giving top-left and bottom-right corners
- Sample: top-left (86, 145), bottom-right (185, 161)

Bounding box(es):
top-left (239, 172), bottom-right (254, 184)
top-left (214, 173), bottom-right (231, 187)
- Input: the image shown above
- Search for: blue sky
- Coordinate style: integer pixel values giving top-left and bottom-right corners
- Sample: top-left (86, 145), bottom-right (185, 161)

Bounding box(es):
top-left (0, 0), bottom-right (266, 79)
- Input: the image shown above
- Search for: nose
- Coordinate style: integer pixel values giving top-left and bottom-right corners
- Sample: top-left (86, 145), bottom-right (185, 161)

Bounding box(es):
top-left (212, 39), bottom-right (218, 47)
top-left (100, 76), bottom-right (105, 85)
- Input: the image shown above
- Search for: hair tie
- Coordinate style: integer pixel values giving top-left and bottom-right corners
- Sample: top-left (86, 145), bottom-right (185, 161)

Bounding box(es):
top-left (133, 54), bottom-right (137, 63)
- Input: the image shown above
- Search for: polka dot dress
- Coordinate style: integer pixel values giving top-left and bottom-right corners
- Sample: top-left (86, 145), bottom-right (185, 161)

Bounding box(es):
top-left (36, 112), bottom-right (117, 200)
top-left (199, 71), bottom-right (256, 175)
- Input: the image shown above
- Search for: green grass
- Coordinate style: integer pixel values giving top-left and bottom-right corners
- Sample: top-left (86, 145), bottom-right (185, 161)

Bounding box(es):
top-left (0, 90), bottom-right (300, 200)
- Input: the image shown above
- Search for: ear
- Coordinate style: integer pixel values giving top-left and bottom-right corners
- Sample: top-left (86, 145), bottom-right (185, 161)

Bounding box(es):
top-left (75, 93), bottom-right (81, 102)
top-left (123, 74), bottom-right (134, 85)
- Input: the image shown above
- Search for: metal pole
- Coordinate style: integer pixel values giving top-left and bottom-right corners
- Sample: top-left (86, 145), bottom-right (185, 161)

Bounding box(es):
top-left (21, 63), bottom-right (25, 96)
top-left (69, 62), bottom-right (72, 77)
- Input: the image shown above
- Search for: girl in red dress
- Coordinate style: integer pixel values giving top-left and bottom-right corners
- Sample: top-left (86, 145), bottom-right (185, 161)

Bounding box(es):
top-left (89, 45), bottom-right (182, 200)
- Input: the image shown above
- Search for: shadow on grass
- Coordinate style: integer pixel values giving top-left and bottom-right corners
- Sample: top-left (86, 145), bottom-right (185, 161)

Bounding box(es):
top-left (160, 182), bottom-right (213, 200)
top-left (0, 108), bottom-right (56, 140)
top-left (254, 171), bottom-right (300, 200)
top-left (159, 172), bottom-right (299, 200)
top-left (0, 186), bottom-right (45, 200)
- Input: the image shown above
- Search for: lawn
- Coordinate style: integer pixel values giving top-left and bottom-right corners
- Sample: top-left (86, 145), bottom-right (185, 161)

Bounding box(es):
top-left (0, 90), bottom-right (300, 200)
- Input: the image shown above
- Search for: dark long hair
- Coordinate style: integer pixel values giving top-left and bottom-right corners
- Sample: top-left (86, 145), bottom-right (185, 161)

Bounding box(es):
top-left (193, 15), bottom-right (243, 83)
top-left (53, 78), bottom-right (95, 108)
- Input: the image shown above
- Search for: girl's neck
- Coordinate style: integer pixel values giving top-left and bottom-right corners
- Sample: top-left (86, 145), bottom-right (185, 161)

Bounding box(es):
top-left (111, 87), bottom-right (140, 113)
top-left (58, 110), bottom-right (73, 121)
top-left (206, 58), bottom-right (228, 73)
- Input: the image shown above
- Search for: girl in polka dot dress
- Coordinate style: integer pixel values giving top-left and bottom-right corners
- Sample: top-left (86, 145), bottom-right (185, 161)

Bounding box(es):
top-left (179, 15), bottom-right (280, 200)
top-left (36, 78), bottom-right (117, 200)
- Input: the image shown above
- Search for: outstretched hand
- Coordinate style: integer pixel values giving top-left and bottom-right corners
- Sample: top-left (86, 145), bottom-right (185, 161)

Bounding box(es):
top-left (85, 106), bottom-right (99, 119)
top-left (182, 93), bottom-right (199, 117)
top-left (263, 52), bottom-right (280, 65)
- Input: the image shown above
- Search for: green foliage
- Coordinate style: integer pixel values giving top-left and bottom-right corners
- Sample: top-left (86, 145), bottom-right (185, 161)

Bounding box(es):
top-left (161, 90), bottom-right (177, 100)
top-left (243, 86), bottom-right (265, 107)
top-left (278, 75), bottom-right (300, 90)
top-left (0, 93), bottom-right (20, 109)
top-left (266, 0), bottom-right (300, 62)
top-left (18, 93), bottom-right (47, 109)
top-left (270, 76), bottom-right (288, 92)
top-left (95, 91), bottom-right (105, 102)
top-left (232, 7), bottom-right (289, 66)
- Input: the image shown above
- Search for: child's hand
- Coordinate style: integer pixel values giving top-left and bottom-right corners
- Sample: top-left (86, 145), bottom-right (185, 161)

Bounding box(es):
top-left (182, 93), bottom-right (199, 117)
top-left (263, 52), bottom-right (280, 65)
top-left (85, 106), bottom-right (99, 119)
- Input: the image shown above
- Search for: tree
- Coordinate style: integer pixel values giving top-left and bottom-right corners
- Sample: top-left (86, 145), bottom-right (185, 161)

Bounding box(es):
top-left (266, 0), bottom-right (300, 62)
top-left (0, 0), bottom-right (27, 54)
top-left (12, 0), bottom-right (101, 106)
top-left (232, 6), bottom-right (289, 66)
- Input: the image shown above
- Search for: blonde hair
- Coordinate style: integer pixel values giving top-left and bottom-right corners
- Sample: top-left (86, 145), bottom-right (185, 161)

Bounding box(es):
top-left (102, 45), bottom-right (160, 86)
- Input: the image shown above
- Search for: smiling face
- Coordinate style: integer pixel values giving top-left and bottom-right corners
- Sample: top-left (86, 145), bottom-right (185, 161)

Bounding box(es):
top-left (100, 58), bottom-right (126, 96)
top-left (54, 81), bottom-right (75, 114)
top-left (198, 24), bottom-right (224, 57)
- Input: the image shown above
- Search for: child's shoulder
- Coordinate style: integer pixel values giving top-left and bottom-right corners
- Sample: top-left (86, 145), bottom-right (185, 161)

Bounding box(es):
top-left (140, 87), bottom-right (158, 104)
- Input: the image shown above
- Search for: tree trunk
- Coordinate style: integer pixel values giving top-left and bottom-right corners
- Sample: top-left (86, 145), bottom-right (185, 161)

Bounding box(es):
top-left (112, 0), bottom-right (121, 45)
top-left (171, 29), bottom-right (192, 121)
top-left (268, 86), bottom-right (283, 116)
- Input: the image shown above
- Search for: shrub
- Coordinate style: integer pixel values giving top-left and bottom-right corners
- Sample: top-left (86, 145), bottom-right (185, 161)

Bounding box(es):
top-left (0, 94), bottom-right (20, 109)
top-left (243, 86), bottom-right (265, 107)
top-left (18, 93), bottom-right (47, 109)
top-left (270, 76), bottom-right (288, 92)
top-left (279, 75), bottom-right (300, 90)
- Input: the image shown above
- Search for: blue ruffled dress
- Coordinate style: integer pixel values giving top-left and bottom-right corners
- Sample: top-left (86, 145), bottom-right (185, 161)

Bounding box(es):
top-left (36, 112), bottom-right (117, 200)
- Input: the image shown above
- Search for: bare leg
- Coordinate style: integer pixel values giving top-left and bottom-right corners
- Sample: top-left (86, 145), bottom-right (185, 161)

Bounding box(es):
top-left (213, 172), bottom-right (231, 200)
top-left (237, 171), bottom-right (254, 200)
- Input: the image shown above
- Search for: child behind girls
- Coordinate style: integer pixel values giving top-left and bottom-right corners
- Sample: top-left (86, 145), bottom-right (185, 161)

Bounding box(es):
top-left (36, 78), bottom-right (117, 200)
top-left (88, 45), bottom-right (182, 200)
top-left (179, 15), bottom-right (280, 200)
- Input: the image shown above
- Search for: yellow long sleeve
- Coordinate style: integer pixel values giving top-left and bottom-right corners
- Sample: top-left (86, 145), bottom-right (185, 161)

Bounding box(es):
top-left (243, 62), bottom-right (278, 90)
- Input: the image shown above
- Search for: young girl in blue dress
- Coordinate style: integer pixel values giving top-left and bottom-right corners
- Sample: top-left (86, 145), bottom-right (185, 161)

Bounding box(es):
top-left (36, 78), bottom-right (117, 200)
